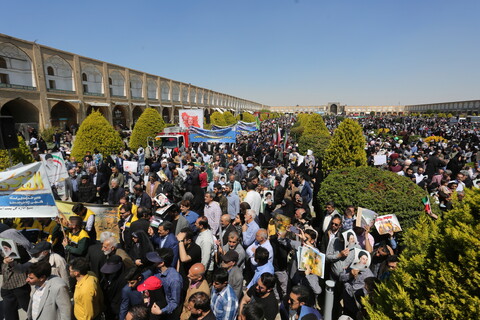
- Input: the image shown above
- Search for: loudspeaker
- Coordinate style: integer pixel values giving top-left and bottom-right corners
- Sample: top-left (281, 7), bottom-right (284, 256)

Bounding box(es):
top-left (0, 116), bottom-right (19, 149)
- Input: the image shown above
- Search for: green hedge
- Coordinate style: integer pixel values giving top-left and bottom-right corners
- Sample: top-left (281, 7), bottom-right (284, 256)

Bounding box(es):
top-left (317, 166), bottom-right (432, 230)
top-left (130, 108), bottom-right (166, 150)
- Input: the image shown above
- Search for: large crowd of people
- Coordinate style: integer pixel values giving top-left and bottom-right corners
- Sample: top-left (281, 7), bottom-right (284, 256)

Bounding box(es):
top-left (2, 114), bottom-right (479, 320)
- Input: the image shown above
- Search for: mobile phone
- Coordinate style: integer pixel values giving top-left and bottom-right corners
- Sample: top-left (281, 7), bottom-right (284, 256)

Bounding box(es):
top-left (289, 226), bottom-right (300, 234)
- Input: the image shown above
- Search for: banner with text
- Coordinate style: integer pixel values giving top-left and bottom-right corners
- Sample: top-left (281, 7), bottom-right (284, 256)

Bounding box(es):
top-left (0, 162), bottom-right (57, 218)
top-left (189, 126), bottom-right (237, 143)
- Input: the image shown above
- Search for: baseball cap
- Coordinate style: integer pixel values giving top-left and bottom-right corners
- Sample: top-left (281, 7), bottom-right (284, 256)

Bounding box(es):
top-left (30, 241), bottom-right (52, 255)
top-left (136, 276), bottom-right (163, 292)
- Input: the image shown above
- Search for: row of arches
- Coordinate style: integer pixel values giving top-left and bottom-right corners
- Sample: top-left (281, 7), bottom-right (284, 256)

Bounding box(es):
top-left (0, 98), bottom-right (192, 135)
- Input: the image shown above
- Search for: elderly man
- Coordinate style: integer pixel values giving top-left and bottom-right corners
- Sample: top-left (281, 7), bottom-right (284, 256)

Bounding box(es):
top-left (242, 209), bottom-right (260, 248)
top-left (217, 214), bottom-right (237, 247)
top-left (246, 229), bottom-right (274, 266)
top-left (108, 178), bottom-right (125, 206)
top-left (180, 263), bottom-right (210, 320)
top-left (101, 236), bottom-right (135, 270)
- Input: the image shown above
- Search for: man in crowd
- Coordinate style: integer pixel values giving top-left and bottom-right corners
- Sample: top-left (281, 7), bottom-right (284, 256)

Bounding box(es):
top-left (210, 268), bottom-right (239, 320)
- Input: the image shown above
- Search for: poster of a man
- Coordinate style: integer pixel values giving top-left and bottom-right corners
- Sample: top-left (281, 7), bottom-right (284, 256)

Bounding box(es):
top-left (350, 248), bottom-right (371, 271)
top-left (1, 238), bottom-right (20, 259)
top-left (179, 109), bottom-right (204, 129)
top-left (342, 229), bottom-right (358, 249)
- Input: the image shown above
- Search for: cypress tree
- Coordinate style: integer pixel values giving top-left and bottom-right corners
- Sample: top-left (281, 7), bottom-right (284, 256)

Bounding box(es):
top-left (71, 111), bottom-right (123, 160)
top-left (303, 113), bottom-right (330, 136)
top-left (129, 108), bottom-right (166, 150)
top-left (323, 118), bottom-right (367, 171)
top-left (364, 189), bottom-right (480, 319)
top-left (241, 112), bottom-right (255, 123)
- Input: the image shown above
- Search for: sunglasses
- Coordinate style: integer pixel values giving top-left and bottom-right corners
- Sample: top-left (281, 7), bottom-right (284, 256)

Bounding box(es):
top-left (331, 222), bottom-right (340, 227)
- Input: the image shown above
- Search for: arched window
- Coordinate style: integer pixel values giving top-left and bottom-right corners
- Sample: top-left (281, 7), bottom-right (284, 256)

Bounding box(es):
top-left (47, 66), bottom-right (54, 76)
top-left (82, 73), bottom-right (88, 82)
top-left (0, 57), bottom-right (6, 69)
top-left (109, 77), bottom-right (112, 85)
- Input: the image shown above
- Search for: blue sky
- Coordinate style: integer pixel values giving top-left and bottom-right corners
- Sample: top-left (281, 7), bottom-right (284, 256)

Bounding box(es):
top-left (2, 0), bottom-right (479, 106)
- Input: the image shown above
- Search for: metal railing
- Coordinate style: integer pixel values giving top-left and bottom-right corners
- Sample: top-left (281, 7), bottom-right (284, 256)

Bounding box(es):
top-left (47, 88), bottom-right (76, 94)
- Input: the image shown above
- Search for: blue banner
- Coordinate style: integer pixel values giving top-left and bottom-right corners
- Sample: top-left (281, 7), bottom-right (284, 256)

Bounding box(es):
top-left (189, 127), bottom-right (237, 143)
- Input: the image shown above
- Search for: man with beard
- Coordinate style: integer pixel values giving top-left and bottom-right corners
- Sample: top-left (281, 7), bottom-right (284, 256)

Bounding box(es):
top-left (101, 236), bottom-right (135, 270)
top-left (219, 250), bottom-right (243, 299)
top-left (18, 240), bottom-right (69, 286)
top-left (217, 231), bottom-right (246, 269)
top-left (239, 273), bottom-right (278, 320)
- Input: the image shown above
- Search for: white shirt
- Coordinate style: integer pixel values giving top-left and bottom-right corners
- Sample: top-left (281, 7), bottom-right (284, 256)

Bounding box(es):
top-left (244, 190), bottom-right (262, 215)
top-left (31, 284), bottom-right (47, 320)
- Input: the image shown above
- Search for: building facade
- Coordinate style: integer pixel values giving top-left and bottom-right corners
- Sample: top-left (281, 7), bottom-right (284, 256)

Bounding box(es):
top-left (0, 33), bottom-right (265, 133)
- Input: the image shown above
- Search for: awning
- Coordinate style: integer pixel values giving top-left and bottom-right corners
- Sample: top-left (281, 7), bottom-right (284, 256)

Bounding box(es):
top-left (162, 105), bottom-right (173, 108)
top-left (214, 108), bottom-right (223, 113)
top-left (149, 104), bottom-right (161, 107)
top-left (132, 103), bottom-right (146, 106)
top-left (87, 102), bottom-right (110, 107)
top-left (183, 106), bottom-right (191, 109)
top-left (47, 98), bottom-right (82, 103)
top-left (113, 102), bottom-right (129, 106)
top-left (247, 111), bottom-right (254, 114)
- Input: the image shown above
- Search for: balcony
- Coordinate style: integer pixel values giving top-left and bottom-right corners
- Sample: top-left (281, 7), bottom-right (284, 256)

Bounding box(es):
top-left (0, 83), bottom-right (36, 90)
top-left (84, 92), bottom-right (104, 97)
top-left (47, 88), bottom-right (76, 94)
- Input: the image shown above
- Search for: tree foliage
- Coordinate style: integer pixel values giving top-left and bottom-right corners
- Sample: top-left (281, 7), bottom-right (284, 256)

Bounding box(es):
top-left (0, 136), bottom-right (34, 170)
top-left (364, 189), bottom-right (480, 319)
top-left (71, 111), bottom-right (123, 159)
top-left (317, 166), bottom-right (431, 230)
top-left (129, 108), bottom-right (166, 150)
top-left (223, 111), bottom-right (237, 126)
top-left (40, 126), bottom-right (60, 143)
top-left (299, 135), bottom-right (332, 159)
top-left (323, 118), bottom-right (367, 171)
top-left (241, 112), bottom-right (255, 123)
top-left (303, 114), bottom-right (330, 136)
top-left (210, 111), bottom-right (227, 126)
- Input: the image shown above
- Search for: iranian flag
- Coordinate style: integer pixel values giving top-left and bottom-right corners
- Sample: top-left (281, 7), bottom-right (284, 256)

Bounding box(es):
top-left (422, 196), bottom-right (438, 219)
top-left (274, 124), bottom-right (282, 146)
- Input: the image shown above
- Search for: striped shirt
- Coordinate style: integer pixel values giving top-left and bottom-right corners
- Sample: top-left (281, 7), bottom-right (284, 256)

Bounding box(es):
top-left (211, 285), bottom-right (238, 320)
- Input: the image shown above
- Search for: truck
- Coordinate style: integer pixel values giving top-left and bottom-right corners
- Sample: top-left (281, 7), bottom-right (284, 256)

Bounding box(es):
top-left (154, 126), bottom-right (189, 149)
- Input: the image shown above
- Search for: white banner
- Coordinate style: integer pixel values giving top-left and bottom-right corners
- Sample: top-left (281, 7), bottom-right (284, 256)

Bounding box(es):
top-left (0, 162), bottom-right (58, 218)
top-left (179, 109), bottom-right (204, 129)
top-left (123, 160), bottom-right (138, 173)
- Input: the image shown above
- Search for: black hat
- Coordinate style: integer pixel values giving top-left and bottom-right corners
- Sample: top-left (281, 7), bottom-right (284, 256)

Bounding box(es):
top-left (30, 241), bottom-right (52, 255)
top-left (146, 251), bottom-right (164, 264)
top-left (221, 250), bottom-right (239, 263)
top-left (100, 255), bottom-right (123, 274)
top-left (81, 175), bottom-right (89, 180)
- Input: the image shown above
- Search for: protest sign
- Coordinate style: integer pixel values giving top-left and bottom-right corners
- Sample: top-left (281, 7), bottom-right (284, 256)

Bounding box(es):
top-left (56, 201), bottom-right (119, 241)
top-left (342, 229), bottom-right (358, 249)
top-left (39, 152), bottom-right (68, 186)
top-left (375, 214), bottom-right (402, 235)
top-left (0, 162), bottom-right (57, 218)
top-left (350, 248), bottom-right (371, 271)
top-left (179, 109), bottom-right (204, 129)
top-left (374, 155), bottom-right (387, 166)
top-left (123, 161), bottom-right (138, 173)
top-left (356, 207), bottom-right (378, 228)
top-left (298, 246), bottom-right (325, 278)
top-left (0, 238), bottom-right (20, 259)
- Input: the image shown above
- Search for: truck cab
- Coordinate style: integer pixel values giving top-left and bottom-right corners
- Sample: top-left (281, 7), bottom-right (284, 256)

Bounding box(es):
top-left (155, 126), bottom-right (189, 149)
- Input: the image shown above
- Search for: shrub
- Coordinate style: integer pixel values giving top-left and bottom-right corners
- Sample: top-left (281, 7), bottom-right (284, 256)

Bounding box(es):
top-left (71, 111), bottom-right (123, 160)
top-left (323, 118), bottom-right (367, 172)
top-left (223, 111), bottom-right (237, 126)
top-left (317, 166), bottom-right (431, 230)
top-left (242, 112), bottom-right (255, 123)
top-left (210, 111), bottom-right (227, 126)
top-left (303, 114), bottom-right (329, 136)
top-left (299, 134), bottom-right (331, 159)
top-left (40, 126), bottom-right (60, 142)
top-left (129, 108), bottom-right (166, 150)
top-left (0, 136), bottom-right (34, 170)
top-left (424, 136), bottom-right (448, 144)
top-left (364, 189), bottom-right (480, 319)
